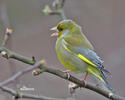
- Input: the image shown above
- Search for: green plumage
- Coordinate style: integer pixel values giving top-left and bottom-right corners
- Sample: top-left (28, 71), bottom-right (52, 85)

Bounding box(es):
top-left (54, 20), bottom-right (111, 89)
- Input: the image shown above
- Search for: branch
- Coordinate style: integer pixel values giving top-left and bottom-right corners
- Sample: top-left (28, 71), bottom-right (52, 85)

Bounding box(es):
top-left (0, 47), bottom-right (35, 65)
top-left (2, 28), bottom-right (13, 46)
top-left (43, 0), bottom-right (67, 20)
top-left (34, 64), bottom-right (125, 100)
top-left (0, 1), bottom-right (12, 46)
top-left (0, 3), bottom-right (20, 91)
top-left (0, 49), bottom-right (124, 100)
top-left (0, 60), bottom-right (39, 86)
top-left (0, 86), bottom-right (66, 100)
top-left (0, 48), bottom-right (68, 100)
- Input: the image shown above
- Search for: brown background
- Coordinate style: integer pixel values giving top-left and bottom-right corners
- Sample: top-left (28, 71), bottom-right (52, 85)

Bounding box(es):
top-left (0, 0), bottom-right (125, 100)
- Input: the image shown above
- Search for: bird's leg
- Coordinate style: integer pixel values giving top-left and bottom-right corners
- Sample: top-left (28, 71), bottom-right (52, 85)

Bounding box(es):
top-left (62, 70), bottom-right (71, 79)
top-left (84, 72), bottom-right (88, 81)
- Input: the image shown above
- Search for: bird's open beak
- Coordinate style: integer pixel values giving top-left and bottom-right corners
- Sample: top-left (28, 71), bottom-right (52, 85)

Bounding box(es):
top-left (50, 26), bottom-right (59, 37)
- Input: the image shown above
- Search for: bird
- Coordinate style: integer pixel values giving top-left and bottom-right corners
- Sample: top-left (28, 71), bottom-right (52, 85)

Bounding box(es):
top-left (51, 19), bottom-right (111, 90)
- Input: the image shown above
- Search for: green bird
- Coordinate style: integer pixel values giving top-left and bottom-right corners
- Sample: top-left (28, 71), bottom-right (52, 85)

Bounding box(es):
top-left (51, 20), bottom-right (111, 90)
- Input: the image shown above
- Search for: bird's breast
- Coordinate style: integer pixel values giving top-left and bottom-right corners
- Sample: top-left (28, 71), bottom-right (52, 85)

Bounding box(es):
top-left (56, 39), bottom-right (88, 73)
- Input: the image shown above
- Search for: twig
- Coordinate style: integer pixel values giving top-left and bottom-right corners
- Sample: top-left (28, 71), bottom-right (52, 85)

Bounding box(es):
top-left (0, 47), bottom-right (35, 65)
top-left (2, 28), bottom-right (13, 46)
top-left (43, 0), bottom-right (67, 20)
top-left (0, 86), bottom-right (66, 100)
top-left (0, 60), bottom-right (40, 86)
top-left (49, 11), bottom-right (60, 15)
top-left (52, 0), bottom-right (66, 20)
top-left (0, 1), bottom-right (19, 91)
top-left (0, 60), bottom-right (70, 100)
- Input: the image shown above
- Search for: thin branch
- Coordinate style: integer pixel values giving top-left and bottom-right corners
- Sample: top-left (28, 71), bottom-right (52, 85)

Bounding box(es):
top-left (0, 47), bottom-right (35, 65)
top-left (43, 0), bottom-right (67, 20)
top-left (52, 0), bottom-right (67, 20)
top-left (49, 11), bottom-right (60, 15)
top-left (2, 28), bottom-right (13, 46)
top-left (0, 86), bottom-right (66, 100)
top-left (0, 60), bottom-right (70, 100)
top-left (48, 10), bottom-right (66, 20)
top-left (0, 60), bottom-right (40, 86)
top-left (0, 2), bottom-right (19, 91)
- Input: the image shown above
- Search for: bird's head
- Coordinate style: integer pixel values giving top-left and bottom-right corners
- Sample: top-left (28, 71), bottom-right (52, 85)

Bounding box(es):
top-left (51, 20), bottom-right (80, 38)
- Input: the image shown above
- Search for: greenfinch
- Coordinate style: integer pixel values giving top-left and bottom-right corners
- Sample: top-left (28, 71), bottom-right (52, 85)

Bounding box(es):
top-left (51, 20), bottom-right (111, 89)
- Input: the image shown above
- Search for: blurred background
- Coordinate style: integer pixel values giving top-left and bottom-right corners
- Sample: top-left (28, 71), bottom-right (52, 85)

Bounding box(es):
top-left (0, 0), bottom-right (125, 100)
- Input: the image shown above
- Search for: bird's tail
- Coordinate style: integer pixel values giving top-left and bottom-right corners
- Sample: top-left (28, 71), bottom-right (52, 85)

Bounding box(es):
top-left (88, 66), bottom-right (112, 90)
top-left (100, 70), bottom-right (112, 90)
top-left (100, 65), bottom-right (112, 77)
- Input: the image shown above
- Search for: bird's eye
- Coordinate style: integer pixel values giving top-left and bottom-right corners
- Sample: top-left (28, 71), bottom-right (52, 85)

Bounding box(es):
top-left (58, 28), bottom-right (63, 31)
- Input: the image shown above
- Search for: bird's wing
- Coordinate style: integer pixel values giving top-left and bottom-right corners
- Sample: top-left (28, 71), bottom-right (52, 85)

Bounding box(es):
top-left (70, 46), bottom-right (103, 68)
top-left (62, 39), bottom-right (110, 74)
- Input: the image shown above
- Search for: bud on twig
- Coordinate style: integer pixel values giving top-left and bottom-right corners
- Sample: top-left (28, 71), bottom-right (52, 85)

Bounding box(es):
top-left (6, 28), bottom-right (13, 35)
top-left (2, 28), bottom-right (13, 46)
top-left (42, 5), bottom-right (52, 15)
top-left (1, 51), bottom-right (8, 59)
top-left (32, 69), bottom-right (41, 76)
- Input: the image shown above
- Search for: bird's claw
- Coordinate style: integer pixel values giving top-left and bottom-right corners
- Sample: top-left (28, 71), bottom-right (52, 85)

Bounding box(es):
top-left (62, 70), bottom-right (71, 79)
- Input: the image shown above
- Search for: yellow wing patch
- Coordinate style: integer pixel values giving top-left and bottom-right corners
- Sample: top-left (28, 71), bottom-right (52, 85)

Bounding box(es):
top-left (64, 44), bottom-right (96, 67)
top-left (78, 54), bottom-right (96, 67)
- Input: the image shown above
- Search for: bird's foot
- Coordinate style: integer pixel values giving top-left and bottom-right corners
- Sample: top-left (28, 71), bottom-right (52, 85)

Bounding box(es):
top-left (62, 70), bottom-right (71, 79)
